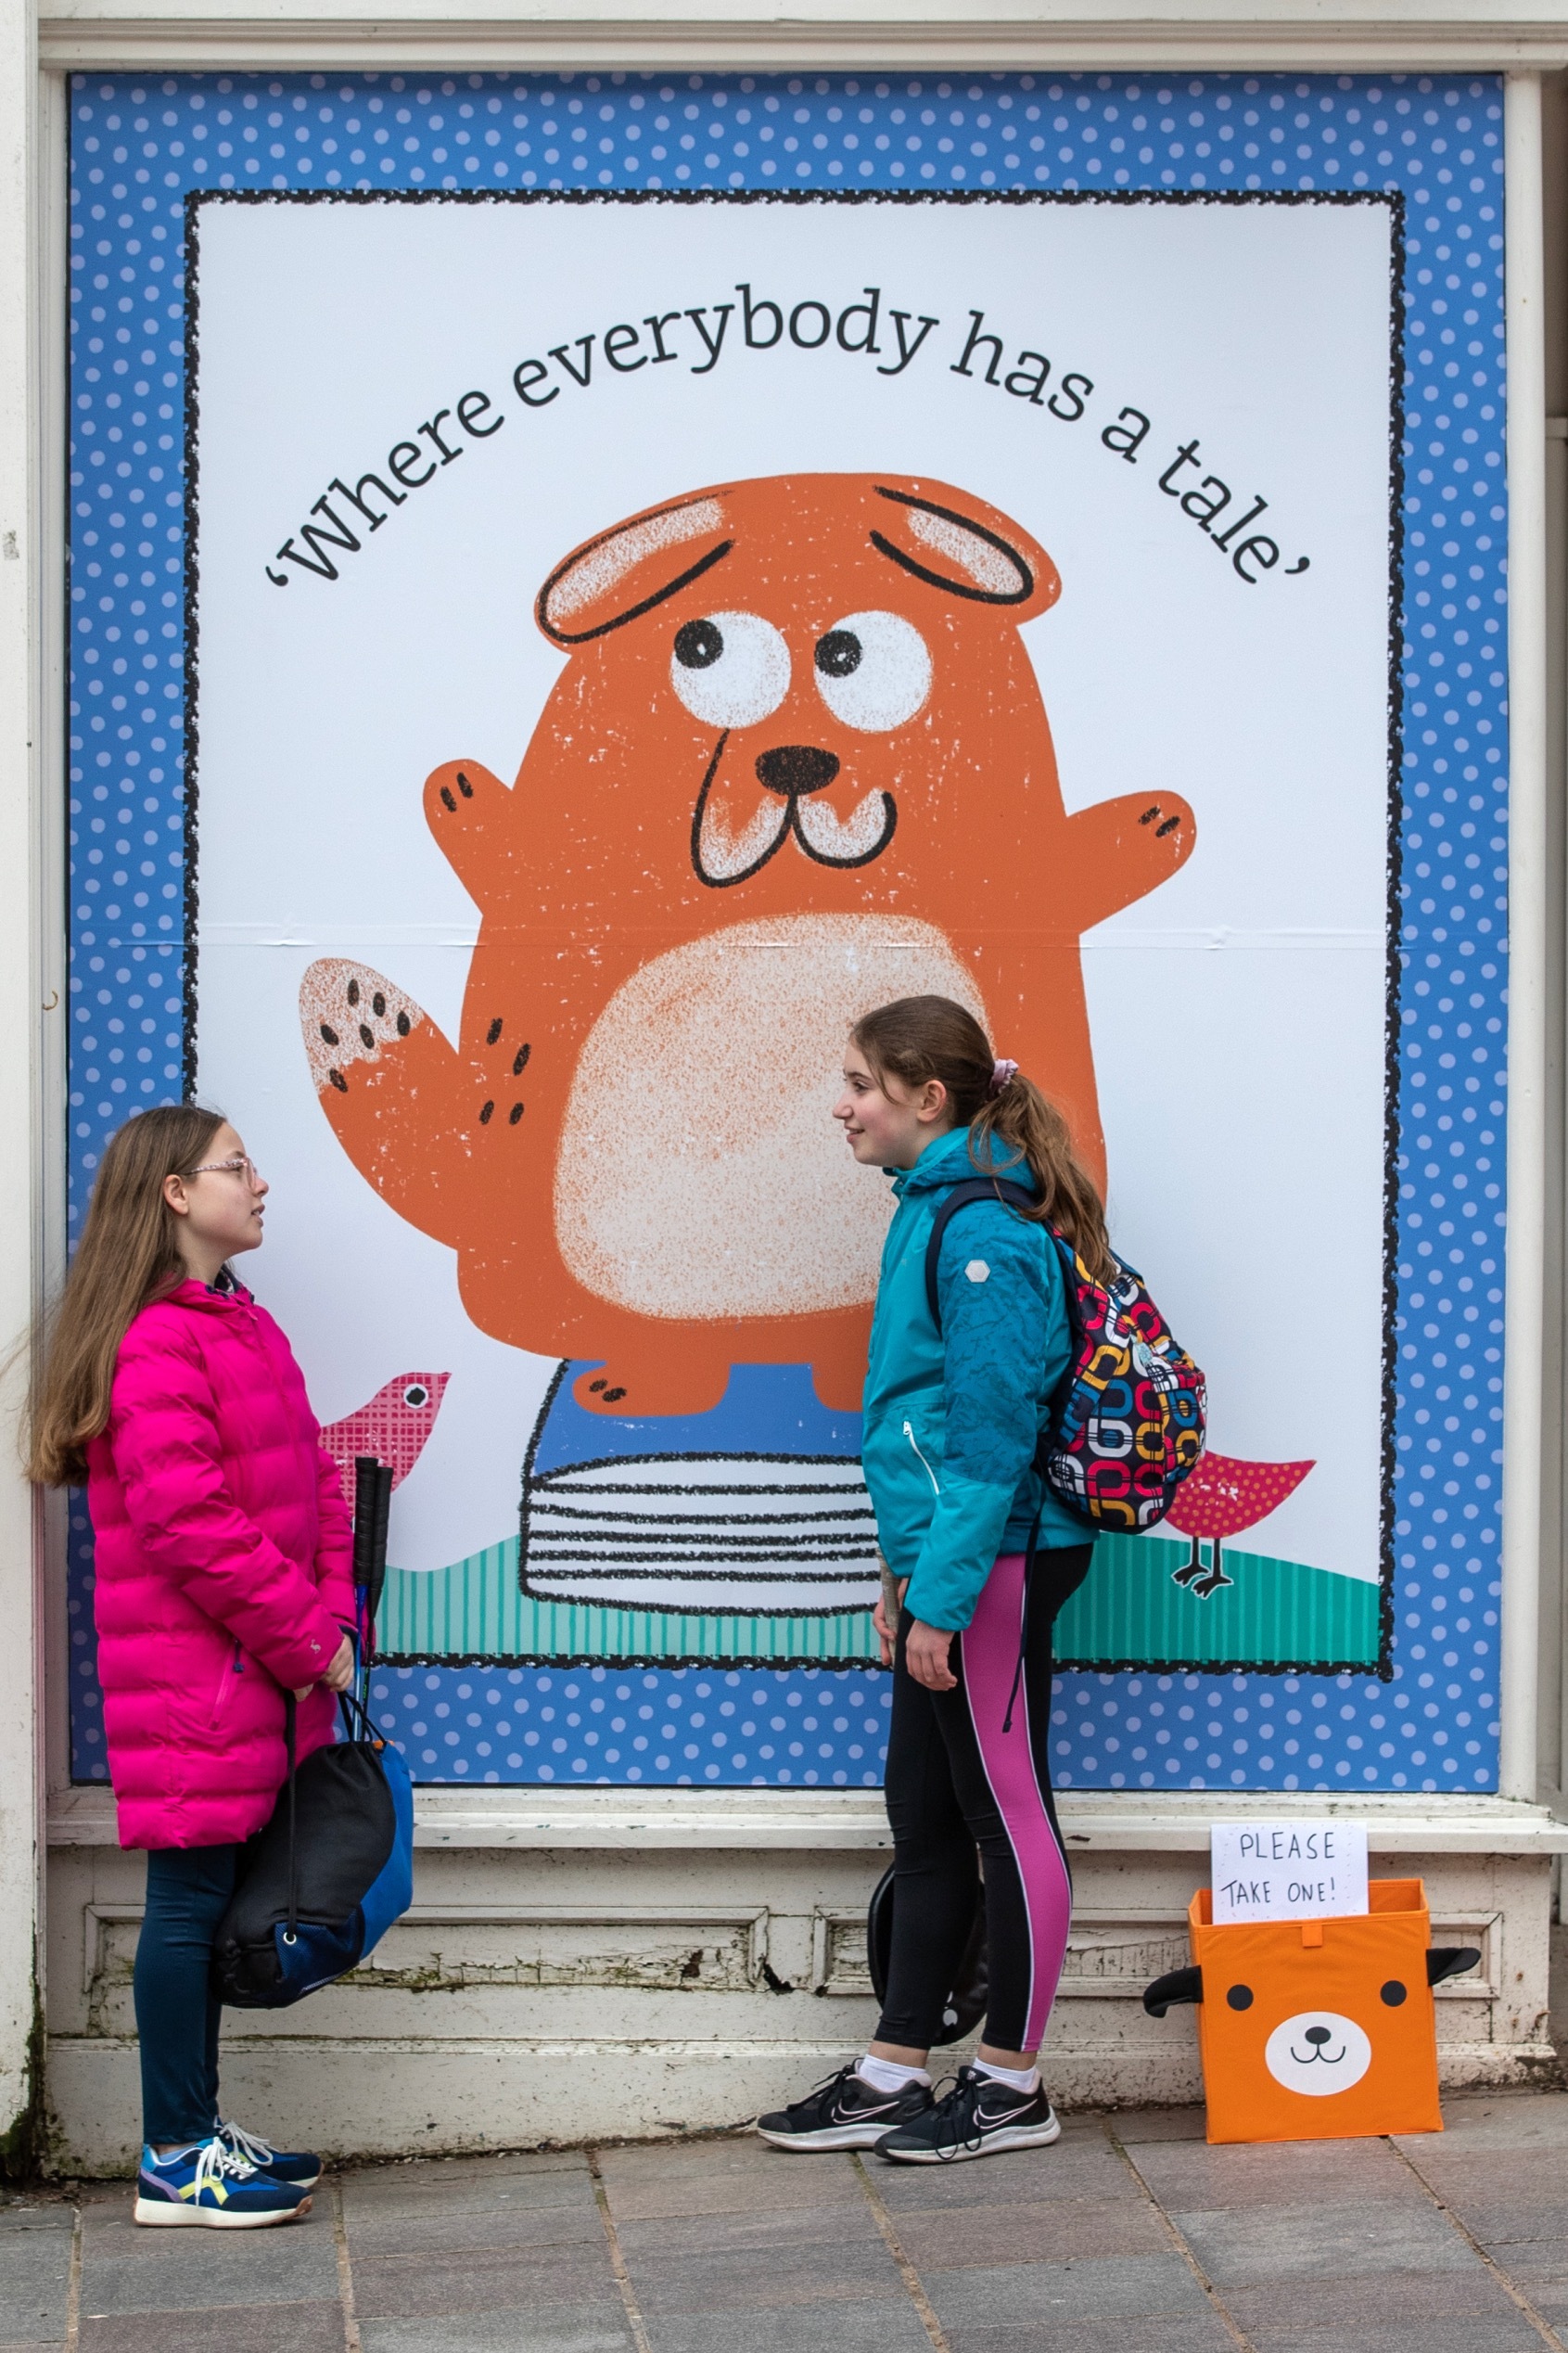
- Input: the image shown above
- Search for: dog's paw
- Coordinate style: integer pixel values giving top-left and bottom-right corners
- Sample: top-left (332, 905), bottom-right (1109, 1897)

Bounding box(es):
top-left (569, 1349), bottom-right (732, 1419)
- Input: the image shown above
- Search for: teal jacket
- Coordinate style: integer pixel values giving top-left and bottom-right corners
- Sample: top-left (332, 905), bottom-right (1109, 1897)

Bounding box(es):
top-left (860, 1123), bottom-right (1091, 1632)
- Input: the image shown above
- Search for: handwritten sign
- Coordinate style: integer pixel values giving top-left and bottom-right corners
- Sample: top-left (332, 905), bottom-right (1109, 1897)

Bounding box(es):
top-left (1210, 1821), bottom-right (1370, 1925)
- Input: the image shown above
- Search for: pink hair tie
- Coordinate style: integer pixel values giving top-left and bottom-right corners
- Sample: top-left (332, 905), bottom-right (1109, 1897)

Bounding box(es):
top-left (989, 1058), bottom-right (1019, 1096)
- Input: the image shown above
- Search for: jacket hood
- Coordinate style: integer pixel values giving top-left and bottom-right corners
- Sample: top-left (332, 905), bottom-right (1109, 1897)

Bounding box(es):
top-left (892, 1124), bottom-right (1035, 1199)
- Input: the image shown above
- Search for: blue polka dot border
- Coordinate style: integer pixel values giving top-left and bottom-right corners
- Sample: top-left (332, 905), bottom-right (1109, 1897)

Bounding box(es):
top-left (67, 68), bottom-right (1506, 1793)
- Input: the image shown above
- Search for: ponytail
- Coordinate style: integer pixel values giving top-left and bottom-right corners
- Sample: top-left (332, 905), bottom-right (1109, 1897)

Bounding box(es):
top-left (849, 995), bottom-right (1115, 1283)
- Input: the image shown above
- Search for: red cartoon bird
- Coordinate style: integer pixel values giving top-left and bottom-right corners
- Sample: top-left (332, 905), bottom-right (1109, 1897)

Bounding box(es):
top-left (319, 1372), bottom-right (450, 1496)
top-left (1166, 1453), bottom-right (1315, 1600)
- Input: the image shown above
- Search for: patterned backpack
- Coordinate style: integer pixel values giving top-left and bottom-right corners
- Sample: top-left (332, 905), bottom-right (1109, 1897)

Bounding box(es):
top-left (923, 1178), bottom-right (1206, 1533)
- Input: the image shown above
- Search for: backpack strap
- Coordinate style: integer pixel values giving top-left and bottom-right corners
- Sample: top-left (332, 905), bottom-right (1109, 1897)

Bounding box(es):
top-left (283, 1691), bottom-right (298, 1942)
top-left (923, 1178), bottom-right (1040, 1332)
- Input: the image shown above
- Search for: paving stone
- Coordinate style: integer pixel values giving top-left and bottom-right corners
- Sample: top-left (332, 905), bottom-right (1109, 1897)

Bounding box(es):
top-left (642, 2300), bottom-right (933, 2353)
top-left (924, 2251), bottom-right (1211, 2328)
top-left (355, 2153), bottom-right (589, 2185)
top-left (1110, 2108), bottom-right (1208, 2143)
top-left (79, 2208), bottom-right (338, 2314)
top-left (346, 2195), bottom-right (606, 2257)
top-left (1129, 2136), bottom-right (1426, 2214)
top-left (1435, 2207), bottom-right (1568, 2249)
top-left (595, 2139), bottom-right (775, 2188)
top-left (1478, 2242), bottom-right (1568, 2286)
top-left (1396, 2093), bottom-right (1568, 2152)
top-left (1224, 2270), bottom-right (1528, 2331)
top-left (358, 2307), bottom-right (634, 2353)
top-left (1398, 2151), bottom-right (1568, 2238)
top-left (0, 2214), bottom-right (76, 2343)
top-left (79, 2299), bottom-right (344, 2352)
top-left (623, 2233), bottom-right (904, 2314)
top-left (1172, 2195), bottom-right (1480, 2285)
top-left (351, 2244), bottom-right (622, 2321)
top-left (871, 2143), bottom-right (1132, 2211)
top-left (344, 2157), bottom-right (593, 2221)
top-left (935, 2316), bottom-right (1240, 2353)
top-left (1243, 2325), bottom-right (1543, 2353)
top-left (600, 2149), bottom-right (861, 2222)
top-left (894, 2194), bottom-right (1168, 2270)
top-left (1405, 2147), bottom-right (1568, 2193)
top-left (611, 2199), bottom-right (881, 2260)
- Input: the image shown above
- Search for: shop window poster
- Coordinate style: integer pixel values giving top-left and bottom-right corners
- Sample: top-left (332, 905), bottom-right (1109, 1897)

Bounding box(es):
top-left (66, 71), bottom-right (1508, 1795)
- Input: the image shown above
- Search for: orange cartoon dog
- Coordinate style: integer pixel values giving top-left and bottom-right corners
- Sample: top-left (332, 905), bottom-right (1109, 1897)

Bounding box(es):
top-left (300, 473), bottom-right (1195, 1417)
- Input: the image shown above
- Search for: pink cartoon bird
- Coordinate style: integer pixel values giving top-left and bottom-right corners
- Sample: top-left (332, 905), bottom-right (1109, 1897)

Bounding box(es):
top-left (1166, 1452), bottom-right (1315, 1600)
top-left (319, 1372), bottom-right (450, 1496)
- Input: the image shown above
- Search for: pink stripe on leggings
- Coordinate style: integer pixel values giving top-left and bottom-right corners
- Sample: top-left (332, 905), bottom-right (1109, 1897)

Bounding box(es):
top-left (961, 1551), bottom-right (1072, 2052)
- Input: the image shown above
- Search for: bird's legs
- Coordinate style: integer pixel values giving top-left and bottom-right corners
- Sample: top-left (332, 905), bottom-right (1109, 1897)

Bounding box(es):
top-left (1171, 1536), bottom-right (1206, 1589)
top-left (1192, 1540), bottom-right (1234, 1601)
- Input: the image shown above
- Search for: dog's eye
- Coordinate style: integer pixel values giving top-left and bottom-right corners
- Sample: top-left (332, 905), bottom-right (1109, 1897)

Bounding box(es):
top-left (669, 611), bottom-right (791, 728)
top-left (813, 610), bottom-right (932, 732)
top-left (816, 630), bottom-right (862, 680)
top-left (1380, 1980), bottom-right (1408, 2007)
top-left (1226, 1984), bottom-right (1254, 2011)
top-left (674, 620), bottom-right (724, 671)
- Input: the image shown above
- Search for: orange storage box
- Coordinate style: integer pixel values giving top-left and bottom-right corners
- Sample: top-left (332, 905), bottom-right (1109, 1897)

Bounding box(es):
top-left (1179, 1878), bottom-right (1455, 2145)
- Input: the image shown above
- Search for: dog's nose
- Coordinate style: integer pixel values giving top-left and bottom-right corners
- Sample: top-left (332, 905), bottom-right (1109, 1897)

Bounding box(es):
top-left (756, 746), bottom-right (841, 798)
top-left (1305, 2027), bottom-right (1332, 2046)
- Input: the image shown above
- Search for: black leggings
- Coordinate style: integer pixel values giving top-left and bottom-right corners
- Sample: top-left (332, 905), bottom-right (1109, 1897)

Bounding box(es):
top-left (876, 1543), bottom-right (1092, 2055)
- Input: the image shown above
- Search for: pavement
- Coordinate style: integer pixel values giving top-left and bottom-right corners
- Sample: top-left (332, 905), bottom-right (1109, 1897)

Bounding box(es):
top-left (8, 2086), bottom-right (1568, 2352)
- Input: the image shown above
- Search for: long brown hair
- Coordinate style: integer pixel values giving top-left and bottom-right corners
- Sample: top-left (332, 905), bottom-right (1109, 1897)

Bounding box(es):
top-left (26, 1104), bottom-right (226, 1486)
top-left (850, 995), bottom-right (1114, 1282)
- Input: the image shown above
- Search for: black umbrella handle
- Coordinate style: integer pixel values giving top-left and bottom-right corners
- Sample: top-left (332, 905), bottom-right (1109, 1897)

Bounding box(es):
top-left (367, 1461), bottom-right (392, 1619)
top-left (352, 1456), bottom-right (381, 1588)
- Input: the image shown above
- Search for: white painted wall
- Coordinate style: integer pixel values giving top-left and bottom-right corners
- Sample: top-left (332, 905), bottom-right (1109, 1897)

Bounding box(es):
top-left (0, 0), bottom-right (48, 2177)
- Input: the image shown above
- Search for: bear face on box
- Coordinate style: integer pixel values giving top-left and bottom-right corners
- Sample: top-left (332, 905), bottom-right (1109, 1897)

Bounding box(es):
top-left (300, 472), bottom-right (1196, 1422)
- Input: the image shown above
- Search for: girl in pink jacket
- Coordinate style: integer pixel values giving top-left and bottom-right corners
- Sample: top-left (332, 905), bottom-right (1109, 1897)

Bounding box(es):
top-left (32, 1104), bottom-right (355, 2227)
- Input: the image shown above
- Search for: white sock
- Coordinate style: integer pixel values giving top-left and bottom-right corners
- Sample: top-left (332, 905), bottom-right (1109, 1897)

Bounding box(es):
top-left (975, 2057), bottom-right (1040, 2094)
top-left (857, 2053), bottom-right (931, 2094)
top-left (147, 2142), bottom-right (200, 2165)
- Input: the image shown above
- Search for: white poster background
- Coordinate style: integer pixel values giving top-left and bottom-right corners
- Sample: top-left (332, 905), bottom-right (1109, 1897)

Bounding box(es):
top-left (193, 194), bottom-right (1391, 1583)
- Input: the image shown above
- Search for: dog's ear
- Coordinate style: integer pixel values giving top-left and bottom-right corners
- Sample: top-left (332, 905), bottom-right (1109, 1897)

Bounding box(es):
top-left (1143, 1965), bottom-right (1203, 2018)
top-left (537, 492), bottom-right (734, 646)
top-left (869, 481), bottom-right (1060, 621)
top-left (1426, 1947), bottom-right (1482, 1987)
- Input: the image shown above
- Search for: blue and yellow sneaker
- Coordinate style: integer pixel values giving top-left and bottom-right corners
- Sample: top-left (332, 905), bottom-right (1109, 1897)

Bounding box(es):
top-left (215, 2118), bottom-right (322, 2190)
top-left (134, 2135), bottom-right (313, 2227)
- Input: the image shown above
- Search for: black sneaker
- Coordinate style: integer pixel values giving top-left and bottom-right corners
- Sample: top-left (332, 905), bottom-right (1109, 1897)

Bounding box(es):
top-left (757, 2064), bottom-right (935, 2152)
top-left (874, 2065), bottom-right (1061, 2164)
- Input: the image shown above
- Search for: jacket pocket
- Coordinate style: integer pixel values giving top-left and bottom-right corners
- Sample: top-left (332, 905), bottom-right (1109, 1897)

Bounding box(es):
top-left (210, 1639), bottom-right (244, 1726)
top-left (903, 1419), bottom-right (942, 1498)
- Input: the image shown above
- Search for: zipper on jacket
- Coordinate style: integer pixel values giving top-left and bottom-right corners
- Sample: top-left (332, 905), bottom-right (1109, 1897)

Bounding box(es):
top-left (904, 1421), bottom-right (941, 1497)
top-left (210, 1639), bottom-right (243, 1724)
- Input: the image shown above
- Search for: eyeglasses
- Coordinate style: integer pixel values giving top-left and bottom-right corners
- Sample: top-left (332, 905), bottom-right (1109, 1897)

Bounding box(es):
top-left (185, 1156), bottom-right (263, 1186)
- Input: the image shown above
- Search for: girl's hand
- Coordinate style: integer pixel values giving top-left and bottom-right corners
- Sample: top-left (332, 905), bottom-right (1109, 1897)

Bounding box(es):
top-left (905, 1619), bottom-right (958, 1692)
top-left (322, 1633), bottom-right (356, 1693)
top-left (873, 1569), bottom-right (909, 1668)
top-left (292, 1633), bottom-right (356, 1701)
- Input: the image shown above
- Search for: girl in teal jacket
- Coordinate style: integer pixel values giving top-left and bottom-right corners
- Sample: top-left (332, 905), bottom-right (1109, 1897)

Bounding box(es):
top-left (759, 995), bottom-right (1110, 2167)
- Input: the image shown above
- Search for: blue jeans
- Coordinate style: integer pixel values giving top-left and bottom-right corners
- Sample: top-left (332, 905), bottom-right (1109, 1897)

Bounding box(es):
top-left (134, 1845), bottom-right (238, 2146)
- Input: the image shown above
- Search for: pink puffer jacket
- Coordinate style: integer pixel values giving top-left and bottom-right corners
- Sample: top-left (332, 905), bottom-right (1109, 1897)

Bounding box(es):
top-left (86, 1278), bottom-right (356, 1850)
